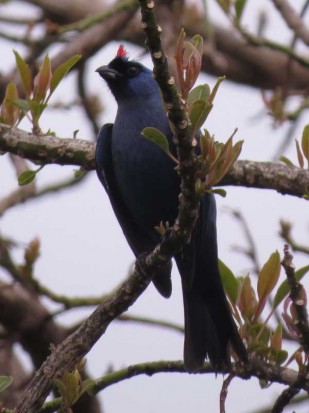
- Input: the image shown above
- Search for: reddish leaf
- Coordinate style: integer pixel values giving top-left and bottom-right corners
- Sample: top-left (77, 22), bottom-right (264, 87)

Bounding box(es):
top-left (238, 275), bottom-right (257, 320)
top-left (33, 55), bottom-right (51, 102)
top-left (270, 324), bottom-right (282, 351)
top-left (1, 82), bottom-right (20, 125)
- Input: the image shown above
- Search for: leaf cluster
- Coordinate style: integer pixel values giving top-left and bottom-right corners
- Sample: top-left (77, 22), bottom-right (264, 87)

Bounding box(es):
top-left (219, 253), bottom-right (309, 367)
top-left (143, 31), bottom-right (243, 195)
top-left (0, 52), bottom-right (80, 134)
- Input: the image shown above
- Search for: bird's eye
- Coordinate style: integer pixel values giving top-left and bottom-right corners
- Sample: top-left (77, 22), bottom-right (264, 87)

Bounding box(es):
top-left (126, 65), bottom-right (139, 76)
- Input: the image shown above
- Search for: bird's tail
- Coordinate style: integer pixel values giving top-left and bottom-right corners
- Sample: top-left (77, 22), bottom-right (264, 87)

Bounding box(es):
top-left (181, 280), bottom-right (247, 372)
top-left (175, 194), bottom-right (247, 372)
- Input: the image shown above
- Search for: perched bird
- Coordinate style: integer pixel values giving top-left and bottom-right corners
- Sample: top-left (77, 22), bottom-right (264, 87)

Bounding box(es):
top-left (95, 45), bottom-right (247, 372)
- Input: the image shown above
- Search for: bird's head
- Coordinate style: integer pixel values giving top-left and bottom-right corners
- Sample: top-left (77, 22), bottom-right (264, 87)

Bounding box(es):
top-left (96, 45), bottom-right (158, 102)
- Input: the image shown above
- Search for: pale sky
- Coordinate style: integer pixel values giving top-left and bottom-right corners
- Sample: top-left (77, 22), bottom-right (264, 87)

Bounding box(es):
top-left (0, 1), bottom-right (308, 412)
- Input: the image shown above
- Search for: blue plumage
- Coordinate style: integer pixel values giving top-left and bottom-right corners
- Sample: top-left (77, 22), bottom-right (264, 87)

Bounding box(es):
top-left (95, 49), bottom-right (247, 372)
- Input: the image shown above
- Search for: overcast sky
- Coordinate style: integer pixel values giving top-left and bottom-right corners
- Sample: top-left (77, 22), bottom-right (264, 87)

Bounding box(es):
top-left (1, 1), bottom-right (308, 412)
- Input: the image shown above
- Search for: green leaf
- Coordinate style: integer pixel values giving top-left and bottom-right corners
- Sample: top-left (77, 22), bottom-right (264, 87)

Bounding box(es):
top-left (64, 370), bottom-right (81, 405)
top-left (216, 0), bottom-right (230, 14)
top-left (14, 50), bottom-right (32, 97)
top-left (273, 265), bottom-right (309, 309)
top-left (49, 55), bottom-right (81, 96)
top-left (142, 127), bottom-right (169, 153)
top-left (235, 0), bottom-right (247, 21)
top-left (208, 76), bottom-right (225, 105)
top-left (187, 84), bottom-right (210, 108)
top-left (276, 349), bottom-right (288, 365)
top-left (270, 324), bottom-right (282, 351)
top-left (81, 378), bottom-right (96, 396)
top-left (189, 100), bottom-right (212, 136)
top-left (0, 376), bottom-right (13, 393)
top-left (10, 98), bottom-right (29, 112)
top-left (279, 155), bottom-right (294, 167)
top-left (218, 259), bottom-right (238, 304)
top-left (239, 275), bottom-right (257, 320)
top-left (257, 251), bottom-right (281, 301)
top-left (2, 82), bottom-right (19, 125)
top-left (249, 323), bottom-right (270, 346)
top-left (301, 124), bottom-right (309, 162)
top-left (18, 170), bottom-right (37, 186)
top-left (211, 188), bottom-right (227, 197)
top-left (33, 54), bottom-right (51, 102)
top-left (29, 100), bottom-right (47, 118)
top-left (74, 167), bottom-right (86, 178)
top-left (189, 34), bottom-right (203, 55)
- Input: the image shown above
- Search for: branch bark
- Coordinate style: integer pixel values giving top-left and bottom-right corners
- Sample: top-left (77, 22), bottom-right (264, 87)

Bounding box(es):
top-left (1, 124), bottom-right (308, 199)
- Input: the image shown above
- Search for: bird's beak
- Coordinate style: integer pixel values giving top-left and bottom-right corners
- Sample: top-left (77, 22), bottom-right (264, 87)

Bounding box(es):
top-left (96, 65), bottom-right (121, 80)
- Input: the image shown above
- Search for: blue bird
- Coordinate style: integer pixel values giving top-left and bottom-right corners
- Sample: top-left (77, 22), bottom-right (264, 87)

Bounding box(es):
top-left (95, 45), bottom-right (247, 372)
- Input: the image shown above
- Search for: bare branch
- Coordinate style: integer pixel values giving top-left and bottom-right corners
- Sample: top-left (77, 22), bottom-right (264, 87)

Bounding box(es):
top-left (271, 0), bottom-right (309, 46)
top-left (271, 384), bottom-right (301, 413)
top-left (279, 220), bottom-right (309, 255)
top-left (281, 245), bottom-right (309, 353)
top-left (220, 373), bottom-right (235, 413)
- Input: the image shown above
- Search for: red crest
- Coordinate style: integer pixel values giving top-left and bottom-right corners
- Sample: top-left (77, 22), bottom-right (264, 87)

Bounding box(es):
top-left (116, 45), bottom-right (127, 58)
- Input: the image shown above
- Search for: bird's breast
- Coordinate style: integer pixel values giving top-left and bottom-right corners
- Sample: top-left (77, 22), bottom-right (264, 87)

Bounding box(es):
top-left (111, 110), bottom-right (180, 231)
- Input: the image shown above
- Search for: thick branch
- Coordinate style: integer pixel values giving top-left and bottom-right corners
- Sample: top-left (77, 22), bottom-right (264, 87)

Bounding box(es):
top-left (1, 124), bottom-right (309, 198)
top-left (221, 160), bottom-right (309, 198)
top-left (0, 340), bottom-right (30, 409)
top-left (0, 280), bottom-right (101, 412)
top-left (0, 281), bottom-right (68, 368)
top-left (0, 124), bottom-right (95, 169)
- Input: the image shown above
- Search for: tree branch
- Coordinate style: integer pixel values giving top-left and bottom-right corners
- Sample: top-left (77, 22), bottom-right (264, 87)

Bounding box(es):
top-left (34, 358), bottom-right (309, 412)
top-left (221, 159), bottom-right (309, 198)
top-left (1, 124), bottom-right (309, 198)
top-left (271, 0), bottom-right (309, 46)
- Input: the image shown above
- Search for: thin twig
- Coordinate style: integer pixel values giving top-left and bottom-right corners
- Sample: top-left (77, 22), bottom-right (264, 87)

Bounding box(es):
top-left (227, 208), bottom-right (260, 275)
top-left (56, 0), bottom-right (138, 34)
top-left (237, 27), bottom-right (309, 68)
top-left (77, 63), bottom-right (100, 138)
top-left (279, 220), bottom-right (309, 255)
top-left (271, 0), bottom-right (309, 46)
top-left (220, 373), bottom-right (235, 413)
top-left (0, 173), bottom-right (87, 218)
top-left (281, 244), bottom-right (309, 353)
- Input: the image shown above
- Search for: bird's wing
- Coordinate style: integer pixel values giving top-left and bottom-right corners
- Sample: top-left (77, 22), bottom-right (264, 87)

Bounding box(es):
top-left (95, 124), bottom-right (172, 298)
